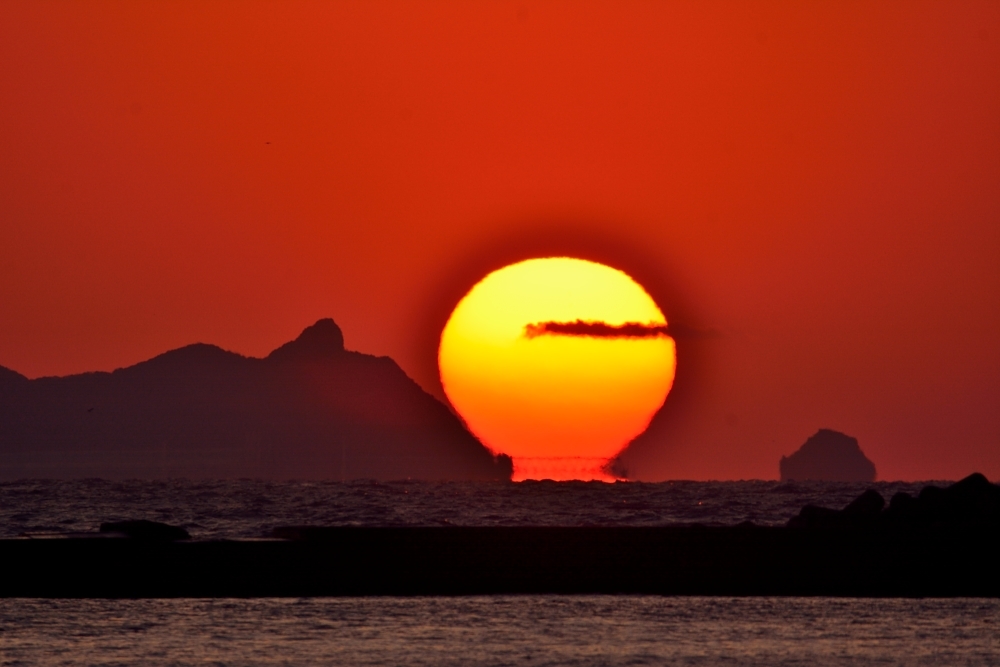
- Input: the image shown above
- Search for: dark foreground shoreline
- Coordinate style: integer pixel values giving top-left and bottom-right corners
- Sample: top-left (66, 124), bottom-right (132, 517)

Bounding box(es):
top-left (2, 524), bottom-right (997, 598)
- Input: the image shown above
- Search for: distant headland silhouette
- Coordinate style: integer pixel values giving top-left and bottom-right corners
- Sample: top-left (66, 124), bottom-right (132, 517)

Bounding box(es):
top-left (0, 319), bottom-right (512, 480)
top-left (780, 429), bottom-right (876, 482)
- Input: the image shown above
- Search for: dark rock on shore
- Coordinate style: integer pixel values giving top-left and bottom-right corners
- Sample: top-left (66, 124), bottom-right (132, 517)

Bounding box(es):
top-left (788, 473), bottom-right (1000, 528)
top-left (0, 318), bottom-right (511, 481)
top-left (780, 429), bottom-right (876, 482)
top-left (100, 520), bottom-right (191, 541)
top-left (885, 472), bottom-right (1000, 527)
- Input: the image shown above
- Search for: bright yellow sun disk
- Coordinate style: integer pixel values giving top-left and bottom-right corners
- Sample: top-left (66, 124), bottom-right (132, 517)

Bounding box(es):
top-left (439, 257), bottom-right (676, 481)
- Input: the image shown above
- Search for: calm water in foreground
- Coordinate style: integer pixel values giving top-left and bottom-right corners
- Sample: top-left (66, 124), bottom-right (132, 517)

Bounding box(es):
top-left (3, 480), bottom-right (996, 665)
top-left (2, 596), bottom-right (997, 666)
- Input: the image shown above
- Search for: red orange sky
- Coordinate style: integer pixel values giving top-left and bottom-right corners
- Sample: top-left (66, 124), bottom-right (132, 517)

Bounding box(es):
top-left (1, 1), bottom-right (998, 480)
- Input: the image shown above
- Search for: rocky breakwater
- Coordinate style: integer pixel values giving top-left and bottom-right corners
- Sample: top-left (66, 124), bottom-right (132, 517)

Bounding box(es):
top-left (775, 473), bottom-right (1000, 597)
top-left (1, 475), bottom-right (997, 597)
top-left (789, 472), bottom-right (1000, 529)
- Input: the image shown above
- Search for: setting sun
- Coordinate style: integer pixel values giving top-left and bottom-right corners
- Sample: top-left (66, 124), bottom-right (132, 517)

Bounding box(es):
top-left (439, 258), bottom-right (676, 481)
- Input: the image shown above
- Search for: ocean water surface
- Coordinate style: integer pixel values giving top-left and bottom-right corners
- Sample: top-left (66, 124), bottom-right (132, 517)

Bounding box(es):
top-left (3, 479), bottom-right (996, 666)
top-left (2, 596), bottom-right (997, 666)
top-left (0, 479), bottom-right (936, 538)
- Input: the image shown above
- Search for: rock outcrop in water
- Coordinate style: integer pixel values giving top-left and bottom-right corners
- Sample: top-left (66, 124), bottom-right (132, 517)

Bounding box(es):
top-left (788, 473), bottom-right (1000, 528)
top-left (779, 429), bottom-right (876, 482)
top-left (0, 319), bottom-right (511, 481)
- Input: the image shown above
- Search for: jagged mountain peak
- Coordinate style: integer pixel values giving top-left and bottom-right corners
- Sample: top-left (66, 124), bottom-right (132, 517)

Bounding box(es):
top-left (267, 318), bottom-right (346, 363)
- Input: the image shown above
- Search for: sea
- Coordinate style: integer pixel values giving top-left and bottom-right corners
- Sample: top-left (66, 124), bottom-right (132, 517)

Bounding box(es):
top-left (1, 479), bottom-right (997, 666)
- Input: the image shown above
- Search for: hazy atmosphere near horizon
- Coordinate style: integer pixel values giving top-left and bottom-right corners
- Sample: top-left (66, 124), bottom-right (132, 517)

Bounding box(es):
top-left (2, 1), bottom-right (999, 482)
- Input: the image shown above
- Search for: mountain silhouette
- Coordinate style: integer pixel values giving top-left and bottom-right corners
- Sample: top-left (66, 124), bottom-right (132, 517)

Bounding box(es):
top-left (0, 319), bottom-right (512, 481)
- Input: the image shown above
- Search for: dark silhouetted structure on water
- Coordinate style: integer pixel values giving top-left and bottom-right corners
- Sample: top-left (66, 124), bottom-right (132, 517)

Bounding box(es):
top-left (2, 474), bottom-right (997, 597)
top-left (0, 319), bottom-right (511, 481)
top-left (780, 429), bottom-right (876, 482)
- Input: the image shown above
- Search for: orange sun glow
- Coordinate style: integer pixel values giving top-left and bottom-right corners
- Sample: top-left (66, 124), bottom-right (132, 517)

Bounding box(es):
top-left (439, 257), bottom-right (676, 481)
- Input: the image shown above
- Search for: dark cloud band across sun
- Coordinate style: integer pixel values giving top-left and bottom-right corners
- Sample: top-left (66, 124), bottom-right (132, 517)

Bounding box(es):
top-left (524, 320), bottom-right (672, 339)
